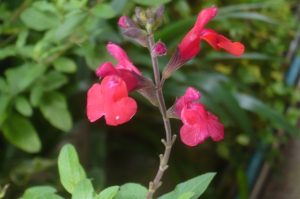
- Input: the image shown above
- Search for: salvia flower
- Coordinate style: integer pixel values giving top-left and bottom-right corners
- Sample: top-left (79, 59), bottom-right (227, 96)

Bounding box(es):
top-left (162, 6), bottom-right (244, 79)
top-left (179, 6), bottom-right (244, 59)
top-left (175, 87), bottom-right (224, 146)
top-left (87, 43), bottom-right (140, 126)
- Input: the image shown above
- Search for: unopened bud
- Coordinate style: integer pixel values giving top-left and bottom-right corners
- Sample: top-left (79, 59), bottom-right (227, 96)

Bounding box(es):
top-left (152, 39), bottom-right (167, 57)
top-left (146, 18), bottom-right (154, 33)
top-left (118, 16), bottom-right (127, 29)
top-left (123, 28), bottom-right (147, 39)
top-left (145, 7), bottom-right (153, 19)
top-left (137, 88), bottom-right (159, 107)
top-left (135, 7), bottom-right (147, 25)
top-left (153, 3), bottom-right (165, 30)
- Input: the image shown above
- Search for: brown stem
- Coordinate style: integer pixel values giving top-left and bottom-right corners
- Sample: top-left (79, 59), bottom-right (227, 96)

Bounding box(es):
top-left (145, 35), bottom-right (176, 199)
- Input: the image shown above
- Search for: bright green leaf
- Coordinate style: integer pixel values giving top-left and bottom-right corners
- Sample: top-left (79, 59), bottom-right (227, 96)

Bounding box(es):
top-left (15, 96), bottom-right (33, 116)
top-left (158, 173), bottom-right (216, 199)
top-left (20, 7), bottom-right (61, 31)
top-left (53, 57), bottom-right (77, 73)
top-left (39, 92), bottom-right (72, 132)
top-left (132, 0), bottom-right (171, 6)
top-left (113, 183), bottom-right (147, 199)
top-left (72, 179), bottom-right (96, 199)
top-left (58, 144), bottom-right (86, 194)
top-left (178, 192), bottom-right (195, 199)
top-left (37, 193), bottom-right (64, 199)
top-left (21, 186), bottom-right (56, 199)
top-left (2, 114), bottom-right (41, 153)
top-left (55, 13), bottom-right (87, 40)
top-left (16, 30), bottom-right (29, 49)
top-left (30, 84), bottom-right (44, 107)
top-left (92, 4), bottom-right (115, 19)
top-left (97, 186), bottom-right (119, 199)
top-left (42, 71), bottom-right (68, 91)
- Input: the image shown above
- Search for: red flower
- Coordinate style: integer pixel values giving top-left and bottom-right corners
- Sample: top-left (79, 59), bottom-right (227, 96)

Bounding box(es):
top-left (87, 43), bottom-right (140, 125)
top-left (96, 42), bottom-right (141, 92)
top-left (175, 87), bottom-right (224, 146)
top-left (179, 6), bottom-right (244, 59)
top-left (87, 76), bottom-right (137, 126)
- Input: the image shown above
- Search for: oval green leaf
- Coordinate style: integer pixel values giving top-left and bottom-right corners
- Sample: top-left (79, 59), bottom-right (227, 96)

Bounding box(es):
top-left (15, 96), bottom-right (33, 117)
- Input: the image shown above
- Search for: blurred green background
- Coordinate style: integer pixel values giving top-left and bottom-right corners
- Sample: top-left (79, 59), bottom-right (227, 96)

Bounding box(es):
top-left (0, 0), bottom-right (299, 198)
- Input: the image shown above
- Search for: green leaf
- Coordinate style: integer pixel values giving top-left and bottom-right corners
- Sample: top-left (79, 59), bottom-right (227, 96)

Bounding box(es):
top-left (42, 71), bottom-right (68, 91)
top-left (15, 96), bottom-right (33, 117)
top-left (216, 12), bottom-right (277, 24)
top-left (0, 77), bottom-right (9, 93)
top-left (92, 4), bottom-right (116, 19)
top-left (21, 186), bottom-right (56, 199)
top-left (178, 192), bottom-right (195, 199)
top-left (55, 13), bottom-right (87, 40)
top-left (2, 114), bottom-right (41, 153)
top-left (39, 92), bottom-right (72, 132)
top-left (30, 84), bottom-right (44, 107)
top-left (113, 183), bottom-right (147, 199)
top-left (0, 46), bottom-right (16, 60)
top-left (132, 0), bottom-right (171, 6)
top-left (97, 186), bottom-right (119, 199)
top-left (72, 179), bottom-right (96, 199)
top-left (236, 167), bottom-right (249, 199)
top-left (20, 7), bottom-right (61, 31)
top-left (36, 193), bottom-right (64, 199)
top-left (235, 93), bottom-right (299, 136)
top-left (58, 144), bottom-right (86, 193)
top-left (0, 94), bottom-right (10, 126)
top-left (218, 3), bottom-right (274, 14)
top-left (158, 173), bottom-right (216, 199)
top-left (53, 57), bottom-right (77, 73)
top-left (16, 30), bottom-right (29, 49)
top-left (5, 63), bottom-right (45, 94)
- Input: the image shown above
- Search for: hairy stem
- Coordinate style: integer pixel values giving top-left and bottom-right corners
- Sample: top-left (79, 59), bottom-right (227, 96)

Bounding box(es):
top-left (145, 35), bottom-right (175, 199)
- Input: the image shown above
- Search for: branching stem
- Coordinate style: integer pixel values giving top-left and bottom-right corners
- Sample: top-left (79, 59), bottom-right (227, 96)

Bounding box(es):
top-left (145, 35), bottom-right (175, 199)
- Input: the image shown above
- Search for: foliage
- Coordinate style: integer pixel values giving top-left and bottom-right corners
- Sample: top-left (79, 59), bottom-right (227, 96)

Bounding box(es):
top-left (0, 0), bottom-right (299, 198)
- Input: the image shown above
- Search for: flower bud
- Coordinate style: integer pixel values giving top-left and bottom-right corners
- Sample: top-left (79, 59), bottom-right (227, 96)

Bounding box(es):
top-left (123, 28), bottom-right (147, 39)
top-left (146, 18), bottom-right (154, 33)
top-left (153, 3), bottom-right (165, 30)
top-left (137, 88), bottom-right (159, 107)
top-left (145, 6), bottom-right (153, 19)
top-left (118, 16), bottom-right (127, 29)
top-left (135, 7), bottom-right (147, 25)
top-left (152, 39), bottom-right (167, 57)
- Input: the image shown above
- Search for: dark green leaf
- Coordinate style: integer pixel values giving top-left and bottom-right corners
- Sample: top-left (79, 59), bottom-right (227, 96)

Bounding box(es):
top-left (2, 114), bottom-right (41, 153)
top-left (58, 144), bottom-right (86, 193)
top-left (0, 77), bottom-right (9, 93)
top-left (72, 179), bottom-right (96, 199)
top-left (21, 7), bottom-right (61, 31)
top-left (39, 92), bottom-right (72, 132)
top-left (236, 167), bottom-right (249, 199)
top-left (216, 12), bottom-right (277, 24)
top-left (0, 94), bottom-right (10, 126)
top-left (235, 93), bottom-right (299, 136)
top-left (53, 57), bottom-right (77, 73)
top-left (113, 183), bottom-right (148, 199)
top-left (15, 96), bottom-right (33, 117)
top-left (158, 173), bottom-right (216, 199)
top-left (92, 4), bottom-right (116, 19)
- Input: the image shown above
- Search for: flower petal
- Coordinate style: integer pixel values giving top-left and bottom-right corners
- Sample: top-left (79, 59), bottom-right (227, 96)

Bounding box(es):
top-left (207, 112), bottom-right (224, 141)
top-left (180, 123), bottom-right (209, 146)
top-left (87, 83), bottom-right (105, 122)
top-left (179, 28), bottom-right (201, 59)
top-left (181, 107), bottom-right (201, 126)
top-left (107, 43), bottom-right (141, 75)
top-left (95, 62), bottom-right (118, 78)
top-left (184, 87), bottom-right (201, 102)
top-left (194, 6), bottom-right (217, 32)
top-left (119, 69), bottom-right (138, 92)
top-left (200, 29), bottom-right (245, 56)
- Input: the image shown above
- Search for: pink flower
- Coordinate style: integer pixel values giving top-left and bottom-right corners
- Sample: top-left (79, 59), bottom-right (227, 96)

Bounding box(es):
top-left (87, 43), bottom-right (140, 125)
top-left (87, 76), bottom-right (137, 126)
top-left (96, 42), bottom-right (141, 92)
top-left (175, 87), bottom-right (224, 146)
top-left (179, 6), bottom-right (244, 59)
top-left (118, 16), bottom-right (127, 29)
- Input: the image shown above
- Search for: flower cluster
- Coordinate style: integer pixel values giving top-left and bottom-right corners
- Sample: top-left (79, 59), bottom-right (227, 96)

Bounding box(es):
top-left (87, 6), bottom-right (244, 146)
